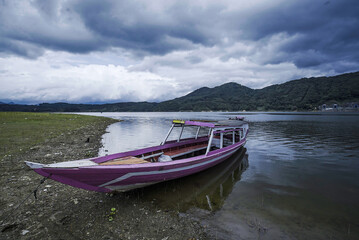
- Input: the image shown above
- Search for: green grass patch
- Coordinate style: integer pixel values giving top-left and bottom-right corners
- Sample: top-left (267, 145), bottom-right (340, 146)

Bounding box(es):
top-left (0, 112), bottom-right (115, 159)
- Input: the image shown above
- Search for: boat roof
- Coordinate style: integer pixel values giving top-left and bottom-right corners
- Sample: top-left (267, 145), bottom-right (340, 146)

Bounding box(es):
top-left (172, 118), bottom-right (246, 128)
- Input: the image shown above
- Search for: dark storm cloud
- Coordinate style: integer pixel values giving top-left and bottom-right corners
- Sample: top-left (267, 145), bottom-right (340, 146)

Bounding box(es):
top-left (237, 0), bottom-right (359, 70)
top-left (72, 0), bottom-right (220, 55)
top-left (0, 38), bottom-right (44, 58)
top-left (0, 0), bottom-right (358, 72)
top-left (0, 0), bottom-right (104, 58)
top-left (0, 0), bottom-right (220, 57)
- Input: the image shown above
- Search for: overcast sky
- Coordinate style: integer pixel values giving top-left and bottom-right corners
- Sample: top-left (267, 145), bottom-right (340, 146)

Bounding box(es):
top-left (0, 0), bottom-right (358, 104)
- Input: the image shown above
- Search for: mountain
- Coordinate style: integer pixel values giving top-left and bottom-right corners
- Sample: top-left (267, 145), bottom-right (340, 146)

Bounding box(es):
top-left (155, 83), bottom-right (254, 111)
top-left (250, 71), bottom-right (359, 111)
top-left (1, 71), bottom-right (358, 112)
top-left (155, 72), bottom-right (359, 111)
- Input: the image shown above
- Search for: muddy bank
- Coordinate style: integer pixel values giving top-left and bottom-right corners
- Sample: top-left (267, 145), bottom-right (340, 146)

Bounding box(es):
top-left (0, 115), bottom-right (207, 240)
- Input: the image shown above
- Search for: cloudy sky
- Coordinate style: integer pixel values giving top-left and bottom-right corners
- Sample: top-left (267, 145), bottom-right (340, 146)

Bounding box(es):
top-left (0, 0), bottom-right (358, 104)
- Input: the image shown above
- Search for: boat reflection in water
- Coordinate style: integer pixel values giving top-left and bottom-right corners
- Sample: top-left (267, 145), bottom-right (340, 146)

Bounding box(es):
top-left (135, 147), bottom-right (249, 212)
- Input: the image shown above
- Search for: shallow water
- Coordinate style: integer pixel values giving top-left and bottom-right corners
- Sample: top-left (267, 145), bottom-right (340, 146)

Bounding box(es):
top-left (80, 112), bottom-right (359, 239)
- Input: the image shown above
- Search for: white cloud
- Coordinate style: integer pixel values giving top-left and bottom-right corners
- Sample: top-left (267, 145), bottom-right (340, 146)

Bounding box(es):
top-left (129, 37), bottom-right (325, 92)
top-left (0, 51), bottom-right (178, 103)
top-left (0, 36), bottom-right (327, 104)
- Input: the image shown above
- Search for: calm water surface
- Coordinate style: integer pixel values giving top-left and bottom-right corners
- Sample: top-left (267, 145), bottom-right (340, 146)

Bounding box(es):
top-left (80, 112), bottom-right (359, 239)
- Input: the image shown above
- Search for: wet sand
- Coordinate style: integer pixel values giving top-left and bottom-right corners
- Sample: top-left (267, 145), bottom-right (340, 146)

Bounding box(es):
top-left (0, 114), bottom-right (207, 240)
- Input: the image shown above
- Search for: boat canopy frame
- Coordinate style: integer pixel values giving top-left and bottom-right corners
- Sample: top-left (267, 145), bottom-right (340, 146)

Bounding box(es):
top-left (161, 119), bottom-right (248, 156)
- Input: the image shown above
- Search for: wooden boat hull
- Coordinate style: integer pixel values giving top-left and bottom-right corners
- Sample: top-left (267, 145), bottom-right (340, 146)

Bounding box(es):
top-left (30, 138), bottom-right (247, 192)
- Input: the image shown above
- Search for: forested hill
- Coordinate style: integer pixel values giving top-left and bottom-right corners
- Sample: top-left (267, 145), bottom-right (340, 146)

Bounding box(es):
top-left (1, 71), bottom-right (358, 112)
top-left (154, 83), bottom-right (254, 111)
top-left (155, 71), bottom-right (359, 111)
top-left (249, 71), bottom-right (359, 111)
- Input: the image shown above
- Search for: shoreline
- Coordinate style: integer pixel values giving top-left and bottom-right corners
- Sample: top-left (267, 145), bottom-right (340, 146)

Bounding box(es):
top-left (0, 113), bottom-right (207, 239)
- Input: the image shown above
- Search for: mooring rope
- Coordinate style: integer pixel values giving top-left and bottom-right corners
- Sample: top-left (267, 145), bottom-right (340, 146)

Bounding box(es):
top-left (1, 175), bottom-right (51, 226)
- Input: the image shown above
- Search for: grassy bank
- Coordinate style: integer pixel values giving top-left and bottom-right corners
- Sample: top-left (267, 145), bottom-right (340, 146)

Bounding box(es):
top-left (0, 112), bottom-right (117, 160)
top-left (0, 112), bottom-right (206, 240)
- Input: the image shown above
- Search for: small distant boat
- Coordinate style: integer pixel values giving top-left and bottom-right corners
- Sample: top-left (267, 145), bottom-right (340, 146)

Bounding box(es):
top-left (25, 118), bottom-right (249, 192)
top-left (229, 115), bottom-right (245, 121)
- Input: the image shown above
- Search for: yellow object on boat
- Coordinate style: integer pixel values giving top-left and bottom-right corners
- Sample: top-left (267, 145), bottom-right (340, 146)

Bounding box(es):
top-left (173, 119), bottom-right (185, 124)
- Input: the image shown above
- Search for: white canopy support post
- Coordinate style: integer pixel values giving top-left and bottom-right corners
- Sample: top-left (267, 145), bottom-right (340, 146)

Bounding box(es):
top-left (195, 126), bottom-right (201, 139)
top-left (161, 124), bottom-right (174, 145)
top-left (208, 128), bottom-right (211, 136)
top-left (178, 125), bottom-right (184, 142)
top-left (205, 129), bottom-right (214, 155)
top-left (232, 130), bottom-right (235, 144)
top-left (220, 133), bottom-right (223, 149)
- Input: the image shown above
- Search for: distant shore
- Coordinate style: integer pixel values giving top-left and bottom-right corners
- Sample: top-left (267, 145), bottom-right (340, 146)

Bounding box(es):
top-left (0, 112), bottom-right (207, 240)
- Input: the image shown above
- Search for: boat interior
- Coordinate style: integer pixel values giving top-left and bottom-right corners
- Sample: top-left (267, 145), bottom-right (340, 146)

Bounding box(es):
top-left (99, 122), bottom-right (246, 166)
top-left (99, 139), bottom-right (210, 165)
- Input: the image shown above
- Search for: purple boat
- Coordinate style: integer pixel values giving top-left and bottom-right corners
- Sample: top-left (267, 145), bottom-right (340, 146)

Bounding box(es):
top-left (25, 118), bottom-right (249, 192)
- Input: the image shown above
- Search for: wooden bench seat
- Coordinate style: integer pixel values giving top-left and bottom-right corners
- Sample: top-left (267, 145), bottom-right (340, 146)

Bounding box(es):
top-left (99, 156), bottom-right (149, 165)
top-left (165, 143), bottom-right (208, 158)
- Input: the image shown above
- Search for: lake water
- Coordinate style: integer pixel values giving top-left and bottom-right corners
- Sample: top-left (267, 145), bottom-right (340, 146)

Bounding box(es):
top-left (80, 112), bottom-right (359, 239)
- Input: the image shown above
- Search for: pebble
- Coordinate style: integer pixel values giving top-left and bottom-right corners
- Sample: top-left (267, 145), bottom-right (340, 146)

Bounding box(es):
top-left (21, 176), bottom-right (31, 181)
top-left (21, 230), bottom-right (30, 235)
